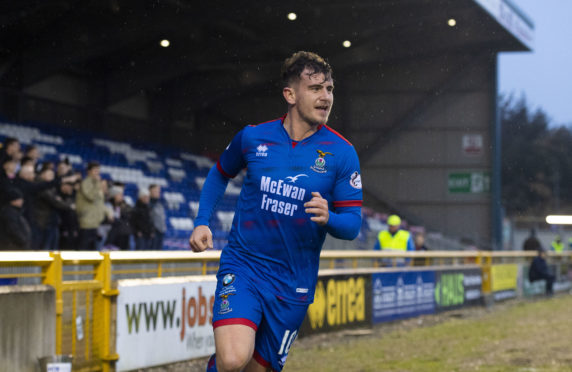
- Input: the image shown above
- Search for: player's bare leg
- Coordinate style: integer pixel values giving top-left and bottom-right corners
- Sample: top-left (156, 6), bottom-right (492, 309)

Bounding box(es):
top-left (214, 324), bottom-right (256, 372)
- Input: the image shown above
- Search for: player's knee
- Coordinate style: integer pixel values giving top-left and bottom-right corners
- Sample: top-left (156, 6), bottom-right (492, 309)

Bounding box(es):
top-left (216, 351), bottom-right (250, 372)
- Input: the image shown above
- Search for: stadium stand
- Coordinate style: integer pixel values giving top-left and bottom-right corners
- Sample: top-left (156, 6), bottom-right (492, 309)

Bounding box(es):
top-left (1, 121), bottom-right (395, 251)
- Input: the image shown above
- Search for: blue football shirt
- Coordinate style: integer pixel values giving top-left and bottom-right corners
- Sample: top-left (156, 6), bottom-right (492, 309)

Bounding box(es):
top-left (216, 116), bottom-right (362, 303)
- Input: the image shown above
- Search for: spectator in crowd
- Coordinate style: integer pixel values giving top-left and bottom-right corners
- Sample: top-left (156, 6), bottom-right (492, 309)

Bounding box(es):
top-left (105, 185), bottom-right (132, 250)
top-left (149, 184), bottom-right (166, 250)
top-left (24, 145), bottom-right (40, 169)
top-left (14, 164), bottom-right (76, 227)
top-left (132, 188), bottom-right (154, 250)
top-left (58, 181), bottom-right (80, 250)
top-left (523, 228), bottom-right (542, 251)
top-left (414, 233), bottom-right (428, 251)
top-left (529, 248), bottom-right (555, 296)
top-left (20, 156), bottom-right (35, 169)
top-left (97, 178), bottom-right (114, 249)
top-left (551, 235), bottom-right (564, 252)
top-left (32, 166), bottom-right (74, 250)
top-left (0, 188), bottom-right (31, 250)
top-left (0, 137), bottom-right (21, 164)
top-left (0, 158), bottom-right (19, 206)
top-left (413, 232), bottom-right (428, 266)
top-left (76, 161), bottom-right (106, 250)
top-left (374, 214), bottom-right (414, 265)
top-left (56, 158), bottom-right (73, 178)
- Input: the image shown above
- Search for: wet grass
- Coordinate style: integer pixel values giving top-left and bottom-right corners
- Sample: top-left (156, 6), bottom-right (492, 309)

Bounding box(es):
top-left (286, 295), bottom-right (572, 372)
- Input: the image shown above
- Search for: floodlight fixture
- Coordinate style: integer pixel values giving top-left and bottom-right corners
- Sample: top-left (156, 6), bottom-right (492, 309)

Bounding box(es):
top-left (288, 12), bottom-right (297, 21)
top-left (448, 18), bottom-right (457, 27)
top-left (546, 215), bottom-right (572, 225)
top-left (343, 40), bottom-right (351, 48)
top-left (160, 39), bottom-right (170, 48)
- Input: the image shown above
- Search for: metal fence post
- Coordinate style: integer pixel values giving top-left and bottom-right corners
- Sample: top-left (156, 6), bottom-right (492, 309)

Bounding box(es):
top-left (43, 252), bottom-right (63, 354)
top-left (95, 252), bottom-right (119, 372)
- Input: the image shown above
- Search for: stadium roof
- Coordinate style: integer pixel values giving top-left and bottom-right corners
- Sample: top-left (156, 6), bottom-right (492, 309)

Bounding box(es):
top-left (0, 0), bottom-right (533, 107)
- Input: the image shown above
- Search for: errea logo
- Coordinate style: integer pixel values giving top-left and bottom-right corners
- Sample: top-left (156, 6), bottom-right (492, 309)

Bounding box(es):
top-left (256, 144), bottom-right (268, 157)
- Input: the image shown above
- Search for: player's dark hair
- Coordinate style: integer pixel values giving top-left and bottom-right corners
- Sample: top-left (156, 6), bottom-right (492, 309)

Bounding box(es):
top-left (281, 51), bottom-right (332, 87)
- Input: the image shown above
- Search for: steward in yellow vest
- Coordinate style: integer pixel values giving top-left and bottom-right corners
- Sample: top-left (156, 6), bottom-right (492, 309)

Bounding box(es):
top-left (373, 215), bottom-right (414, 252)
top-left (551, 236), bottom-right (564, 253)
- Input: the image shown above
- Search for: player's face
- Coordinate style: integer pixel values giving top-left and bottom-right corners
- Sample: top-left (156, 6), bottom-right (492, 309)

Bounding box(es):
top-left (291, 68), bottom-right (334, 126)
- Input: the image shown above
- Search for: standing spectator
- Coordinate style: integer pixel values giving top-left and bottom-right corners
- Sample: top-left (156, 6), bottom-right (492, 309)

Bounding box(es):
top-left (551, 235), bottom-right (564, 252)
top-left (414, 233), bottom-right (429, 251)
top-left (105, 185), bottom-right (132, 250)
top-left (149, 184), bottom-right (166, 250)
top-left (0, 137), bottom-right (21, 164)
top-left (56, 158), bottom-right (73, 178)
top-left (76, 162), bottom-right (106, 250)
top-left (523, 228), bottom-right (542, 251)
top-left (0, 188), bottom-right (31, 250)
top-left (32, 167), bottom-right (73, 250)
top-left (58, 181), bottom-right (80, 250)
top-left (131, 188), bottom-right (154, 250)
top-left (24, 145), bottom-right (40, 170)
top-left (0, 159), bottom-right (19, 206)
top-left (529, 248), bottom-right (555, 296)
top-left (14, 164), bottom-right (77, 227)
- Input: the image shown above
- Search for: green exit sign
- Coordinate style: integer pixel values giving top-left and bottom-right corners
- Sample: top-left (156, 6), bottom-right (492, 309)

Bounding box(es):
top-left (448, 172), bottom-right (490, 193)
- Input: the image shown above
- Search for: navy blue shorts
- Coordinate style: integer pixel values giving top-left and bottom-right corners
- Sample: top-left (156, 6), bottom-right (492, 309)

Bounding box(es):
top-left (212, 267), bottom-right (308, 371)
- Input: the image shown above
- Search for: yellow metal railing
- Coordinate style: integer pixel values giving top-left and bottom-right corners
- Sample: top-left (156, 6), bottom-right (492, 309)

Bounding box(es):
top-left (1, 249), bottom-right (571, 371)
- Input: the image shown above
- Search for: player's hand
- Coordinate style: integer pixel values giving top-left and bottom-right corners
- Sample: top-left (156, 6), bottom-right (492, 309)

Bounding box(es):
top-left (189, 225), bottom-right (213, 252)
top-left (304, 192), bottom-right (329, 226)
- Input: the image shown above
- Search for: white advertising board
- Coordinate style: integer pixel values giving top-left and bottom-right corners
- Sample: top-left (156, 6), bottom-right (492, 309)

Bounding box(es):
top-left (116, 276), bottom-right (217, 371)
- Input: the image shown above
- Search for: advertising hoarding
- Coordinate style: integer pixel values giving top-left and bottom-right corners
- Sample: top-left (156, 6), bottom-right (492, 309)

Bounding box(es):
top-left (116, 276), bottom-right (217, 371)
top-left (371, 270), bottom-right (435, 324)
top-left (300, 274), bottom-right (371, 336)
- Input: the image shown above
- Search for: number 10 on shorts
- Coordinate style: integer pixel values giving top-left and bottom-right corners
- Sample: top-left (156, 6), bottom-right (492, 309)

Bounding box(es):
top-left (278, 330), bottom-right (298, 355)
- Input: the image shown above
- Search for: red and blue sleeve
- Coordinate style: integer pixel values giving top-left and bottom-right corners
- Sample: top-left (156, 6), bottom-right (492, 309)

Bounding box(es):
top-left (325, 146), bottom-right (363, 240)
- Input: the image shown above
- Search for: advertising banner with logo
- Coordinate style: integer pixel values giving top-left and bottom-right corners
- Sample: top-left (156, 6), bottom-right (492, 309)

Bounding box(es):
top-left (116, 276), bottom-right (217, 371)
top-left (371, 270), bottom-right (435, 324)
top-left (300, 274), bottom-right (371, 336)
top-left (490, 264), bottom-right (518, 301)
top-left (434, 267), bottom-right (482, 312)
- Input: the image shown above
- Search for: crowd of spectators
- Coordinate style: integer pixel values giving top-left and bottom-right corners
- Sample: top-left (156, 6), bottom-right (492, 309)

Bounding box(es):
top-left (0, 137), bottom-right (166, 251)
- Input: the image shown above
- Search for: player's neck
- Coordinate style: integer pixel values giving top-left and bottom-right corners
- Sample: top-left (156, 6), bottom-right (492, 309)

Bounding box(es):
top-left (283, 111), bottom-right (320, 142)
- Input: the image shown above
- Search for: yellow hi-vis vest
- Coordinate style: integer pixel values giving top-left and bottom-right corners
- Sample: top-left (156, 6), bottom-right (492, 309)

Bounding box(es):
top-left (552, 241), bottom-right (564, 252)
top-left (378, 230), bottom-right (410, 252)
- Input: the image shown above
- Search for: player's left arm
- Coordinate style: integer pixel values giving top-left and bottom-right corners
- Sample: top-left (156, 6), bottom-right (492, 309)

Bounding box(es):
top-left (311, 145), bottom-right (363, 240)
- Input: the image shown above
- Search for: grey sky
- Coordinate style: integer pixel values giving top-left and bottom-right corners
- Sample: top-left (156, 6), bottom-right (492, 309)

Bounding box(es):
top-left (499, 0), bottom-right (572, 126)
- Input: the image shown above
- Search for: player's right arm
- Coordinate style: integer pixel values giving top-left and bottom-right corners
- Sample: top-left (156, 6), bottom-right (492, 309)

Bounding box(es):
top-left (188, 129), bottom-right (246, 252)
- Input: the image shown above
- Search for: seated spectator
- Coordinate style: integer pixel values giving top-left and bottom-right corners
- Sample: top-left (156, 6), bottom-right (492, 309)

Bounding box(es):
top-left (149, 184), bottom-right (166, 250)
top-left (32, 166), bottom-right (74, 250)
top-left (25, 145), bottom-right (40, 165)
top-left (58, 181), bottom-right (80, 250)
top-left (0, 188), bottom-right (31, 250)
top-left (105, 185), bottom-right (132, 250)
top-left (76, 162), bottom-right (106, 250)
top-left (132, 188), bottom-right (154, 250)
top-left (413, 233), bottom-right (429, 266)
top-left (529, 248), bottom-right (555, 296)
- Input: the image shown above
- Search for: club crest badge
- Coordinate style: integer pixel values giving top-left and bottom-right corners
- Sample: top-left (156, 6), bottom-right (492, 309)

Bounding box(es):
top-left (218, 293), bottom-right (235, 315)
top-left (311, 150), bottom-right (332, 174)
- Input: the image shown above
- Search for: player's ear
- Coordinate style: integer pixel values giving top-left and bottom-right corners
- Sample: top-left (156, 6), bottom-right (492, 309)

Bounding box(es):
top-left (283, 86), bottom-right (296, 105)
